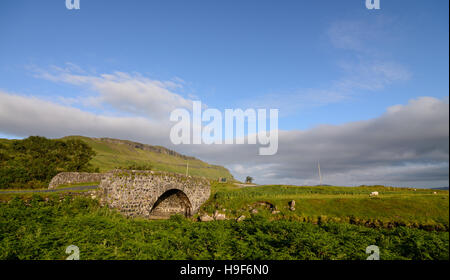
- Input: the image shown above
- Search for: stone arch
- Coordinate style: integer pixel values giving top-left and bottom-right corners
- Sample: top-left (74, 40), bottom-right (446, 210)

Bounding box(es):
top-left (149, 189), bottom-right (192, 218)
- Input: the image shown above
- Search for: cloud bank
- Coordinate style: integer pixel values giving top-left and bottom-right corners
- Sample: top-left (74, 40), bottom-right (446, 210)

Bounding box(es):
top-left (187, 97), bottom-right (448, 187)
top-left (1, 85), bottom-right (448, 187)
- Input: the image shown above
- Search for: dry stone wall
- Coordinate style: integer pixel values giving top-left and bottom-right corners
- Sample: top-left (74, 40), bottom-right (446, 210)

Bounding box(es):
top-left (48, 172), bottom-right (106, 189)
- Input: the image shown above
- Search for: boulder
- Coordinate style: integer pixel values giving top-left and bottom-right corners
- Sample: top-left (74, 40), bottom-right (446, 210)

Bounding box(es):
top-left (215, 213), bottom-right (226, 220)
top-left (199, 214), bottom-right (214, 222)
top-left (214, 210), bottom-right (226, 220)
top-left (288, 200), bottom-right (296, 211)
top-left (236, 215), bottom-right (246, 222)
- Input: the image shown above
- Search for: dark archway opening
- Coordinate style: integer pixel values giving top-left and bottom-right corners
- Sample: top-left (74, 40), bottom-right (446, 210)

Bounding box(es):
top-left (149, 189), bottom-right (192, 219)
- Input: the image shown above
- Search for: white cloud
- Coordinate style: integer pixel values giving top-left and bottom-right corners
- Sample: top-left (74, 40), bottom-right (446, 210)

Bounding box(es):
top-left (327, 18), bottom-right (393, 53)
top-left (0, 90), bottom-right (171, 146)
top-left (31, 65), bottom-right (193, 120)
top-left (336, 60), bottom-right (411, 92)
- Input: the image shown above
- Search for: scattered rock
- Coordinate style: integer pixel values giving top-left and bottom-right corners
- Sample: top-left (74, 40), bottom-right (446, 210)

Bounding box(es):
top-left (215, 213), bottom-right (226, 220)
top-left (213, 210), bottom-right (226, 220)
top-left (288, 200), bottom-right (296, 211)
top-left (236, 215), bottom-right (246, 222)
top-left (255, 201), bottom-right (275, 209)
top-left (272, 210), bottom-right (280, 214)
top-left (199, 214), bottom-right (214, 222)
top-left (251, 209), bottom-right (259, 214)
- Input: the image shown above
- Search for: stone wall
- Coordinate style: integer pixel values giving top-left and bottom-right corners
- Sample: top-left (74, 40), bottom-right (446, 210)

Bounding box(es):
top-left (97, 170), bottom-right (211, 218)
top-left (48, 172), bottom-right (106, 189)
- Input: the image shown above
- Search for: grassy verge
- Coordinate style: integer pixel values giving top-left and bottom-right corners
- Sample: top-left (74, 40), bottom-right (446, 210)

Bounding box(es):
top-left (0, 182), bottom-right (99, 191)
top-left (54, 182), bottom-right (99, 189)
top-left (0, 189), bottom-right (94, 202)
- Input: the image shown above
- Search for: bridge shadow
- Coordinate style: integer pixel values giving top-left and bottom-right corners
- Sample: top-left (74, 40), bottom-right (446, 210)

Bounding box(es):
top-left (149, 189), bottom-right (192, 219)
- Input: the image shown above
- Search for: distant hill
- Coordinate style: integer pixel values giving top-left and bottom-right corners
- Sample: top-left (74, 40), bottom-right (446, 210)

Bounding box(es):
top-left (61, 136), bottom-right (234, 181)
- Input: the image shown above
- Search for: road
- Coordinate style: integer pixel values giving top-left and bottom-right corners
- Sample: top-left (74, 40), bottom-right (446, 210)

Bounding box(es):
top-left (0, 185), bottom-right (98, 194)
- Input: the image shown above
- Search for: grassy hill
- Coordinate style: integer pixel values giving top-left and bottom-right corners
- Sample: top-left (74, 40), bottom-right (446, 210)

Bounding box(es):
top-left (60, 136), bottom-right (233, 181)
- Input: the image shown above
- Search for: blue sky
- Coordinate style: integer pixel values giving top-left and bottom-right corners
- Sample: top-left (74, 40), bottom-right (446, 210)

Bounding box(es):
top-left (1, 0), bottom-right (448, 127)
top-left (0, 0), bottom-right (448, 186)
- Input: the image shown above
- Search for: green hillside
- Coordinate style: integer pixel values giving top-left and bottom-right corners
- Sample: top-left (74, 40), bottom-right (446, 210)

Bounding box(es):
top-left (61, 136), bottom-right (234, 180)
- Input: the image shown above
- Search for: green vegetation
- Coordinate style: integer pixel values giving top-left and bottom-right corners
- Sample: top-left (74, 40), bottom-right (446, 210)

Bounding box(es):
top-left (0, 195), bottom-right (448, 260)
top-left (0, 136), bottom-right (96, 189)
top-left (245, 176), bottom-right (254, 184)
top-left (201, 183), bottom-right (450, 231)
top-left (53, 182), bottom-right (100, 189)
top-left (115, 163), bottom-right (153, 171)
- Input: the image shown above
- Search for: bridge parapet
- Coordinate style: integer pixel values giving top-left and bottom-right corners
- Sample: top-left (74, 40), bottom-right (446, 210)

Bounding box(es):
top-left (48, 172), bottom-right (106, 189)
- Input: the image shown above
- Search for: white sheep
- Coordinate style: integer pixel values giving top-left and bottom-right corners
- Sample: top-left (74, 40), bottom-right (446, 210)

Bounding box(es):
top-left (369, 191), bottom-right (379, 197)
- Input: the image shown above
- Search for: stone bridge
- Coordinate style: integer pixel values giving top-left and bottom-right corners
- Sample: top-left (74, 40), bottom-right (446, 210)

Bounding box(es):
top-left (96, 170), bottom-right (211, 219)
top-left (48, 170), bottom-right (211, 219)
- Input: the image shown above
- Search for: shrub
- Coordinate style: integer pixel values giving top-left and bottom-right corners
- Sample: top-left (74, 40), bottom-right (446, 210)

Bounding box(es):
top-left (0, 136), bottom-right (96, 189)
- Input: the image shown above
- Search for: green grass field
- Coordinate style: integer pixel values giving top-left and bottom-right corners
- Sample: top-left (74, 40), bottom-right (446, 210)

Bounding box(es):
top-left (200, 183), bottom-right (449, 231)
